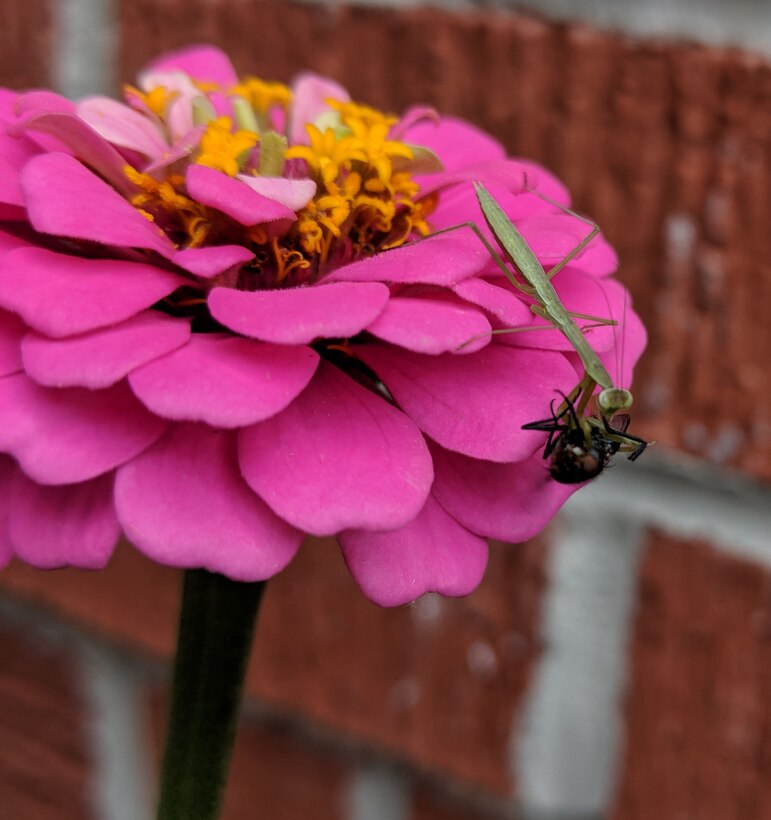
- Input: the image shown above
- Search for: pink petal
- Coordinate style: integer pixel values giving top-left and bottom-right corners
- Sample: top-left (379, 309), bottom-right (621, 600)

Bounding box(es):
top-left (146, 45), bottom-right (239, 88)
top-left (171, 244), bottom-right (254, 278)
top-left (8, 471), bottom-right (119, 569)
top-left (143, 125), bottom-right (206, 174)
top-left (325, 230), bottom-right (491, 286)
top-left (0, 374), bottom-right (168, 484)
top-left (236, 175), bottom-right (316, 211)
top-left (0, 156), bottom-right (24, 206)
top-left (404, 116), bottom-right (505, 170)
top-left (238, 361), bottom-right (433, 536)
top-left (15, 90), bottom-right (76, 118)
top-left (21, 153), bottom-right (174, 254)
top-left (0, 247), bottom-right (187, 338)
top-left (0, 89), bottom-right (21, 123)
top-left (357, 343), bottom-right (578, 463)
top-left (0, 204), bottom-right (25, 221)
top-left (431, 444), bottom-right (577, 542)
top-left (114, 422), bottom-right (301, 580)
top-left (0, 308), bottom-right (25, 376)
top-left (452, 277), bottom-right (531, 327)
top-left (209, 281), bottom-right (390, 344)
top-left (22, 312), bottom-right (191, 389)
top-left (339, 494), bottom-right (488, 606)
top-left (390, 105), bottom-right (439, 140)
top-left (0, 129), bottom-right (40, 174)
top-left (16, 113), bottom-right (135, 193)
top-left (129, 334), bottom-right (319, 428)
top-left (364, 294), bottom-right (492, 354)
top-left (136, 71), bottom-right (198, 140)
top-left (415, 159), bottom-right (529, 199)
top-left (0, 455), bottom-right (14, 567)
top-left (514, 159), bottom-right (572, 207)
top-left (518, 214), bottom-right (619, 276)
top-left (186, 164), bottom-right (295, 225)
top-left (77, 96), bottom-right (168, 158)
top-left (0, 227), bottom-right (35, 258)
top-left (289, 74), bottom-right (350, 145)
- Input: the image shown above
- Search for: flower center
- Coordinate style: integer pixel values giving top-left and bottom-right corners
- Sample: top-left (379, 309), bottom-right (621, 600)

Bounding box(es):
top-left (119, 70), bottom-right (438, 289)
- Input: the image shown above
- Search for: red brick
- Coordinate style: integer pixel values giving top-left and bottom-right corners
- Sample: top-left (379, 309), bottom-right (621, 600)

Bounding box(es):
top-left (0, 621), bottom-right (94, 819)
top-left (412, 783), bottom-right (503, 820)
top-left (0, 0), bottom-right (51, 88)
top-left (1, 535), bottom-right (549, 796)
top-left (149, 693), bottom-right (349, 820)
top-left (612, 532), bottom-right (771, 819)
top-left (0, 541), bottom-right (181, 660)
top-left (115, 1), bottom-right (771, 478)
top-left (251, 537), bottom-right (548, 795)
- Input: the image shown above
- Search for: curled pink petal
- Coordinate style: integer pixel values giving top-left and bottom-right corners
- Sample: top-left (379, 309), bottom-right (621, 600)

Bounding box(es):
top-left (0, 374), bottom-right (168, 485)
top-left (146, 45), bottom-right (239, 88)
top-left (8, 471), bottom-right (119, 569)
top-left (16, 113), bottom-right (135, 193)
top-left (365, 295), bottom-right (492, 354)
top-left (21, 153), bottom-right (174, 253)
top-left (431, 444), bottom-right (577, 542)
top-left (209, 281), bottom-right (390, 344)
top-left (129, 334), bottom-right (319, 428)
top-left (186, 164), bottom-right (295, 225)
top-left (0, 309), bottom-right (25, 376)
top-left (238, 361), bottom-right (433, 536)
top-left (14, 90), bottom-right (76, 118)
top-left (0, 247), bottom-right (187, 338)
top-left (115, 423), bottom-right (301, 581)
top-left (390, 105), bottom-right (439, 139)
top-left (415, 159), bottom-right (529, 198)
top-left (22, 312), bottom-right (191, 389)
top-left (339, 494), bottom-right (488, 606)
top-left (236, 175), bottom-right (316, 211)
top-left (357, 343), bottom-right (578, 463)
top-left (325, 230), bottom-right (491, 286)
top-left (171, 244), bottom-right (254, 278)
top-left (77, 96), bottom-right (168, 158)
top-left (289, 73), bottom-right (350, 144)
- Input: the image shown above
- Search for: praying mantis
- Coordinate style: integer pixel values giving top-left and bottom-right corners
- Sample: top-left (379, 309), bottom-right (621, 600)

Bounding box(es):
top-left (471, 182), bottom-right (648, 483)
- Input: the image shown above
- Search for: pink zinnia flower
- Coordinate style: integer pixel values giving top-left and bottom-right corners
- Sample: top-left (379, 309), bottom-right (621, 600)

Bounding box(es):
top-left (0, 46), bottom-right (645, 605)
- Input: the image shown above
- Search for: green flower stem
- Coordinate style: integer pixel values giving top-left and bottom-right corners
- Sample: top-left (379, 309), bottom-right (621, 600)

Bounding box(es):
top-left (156, 569), bottom-right (266, 820)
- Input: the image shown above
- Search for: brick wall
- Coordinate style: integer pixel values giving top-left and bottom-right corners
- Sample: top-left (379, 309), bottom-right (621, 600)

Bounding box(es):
top-left (1, 1), bottom-right (770, 818)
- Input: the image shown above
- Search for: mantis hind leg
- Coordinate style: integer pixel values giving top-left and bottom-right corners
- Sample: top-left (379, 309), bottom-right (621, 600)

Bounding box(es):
top-left (599, 415), bottom-right (648, 461)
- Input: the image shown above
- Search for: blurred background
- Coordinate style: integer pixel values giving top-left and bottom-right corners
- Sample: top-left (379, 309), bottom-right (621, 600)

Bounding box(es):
top-left (1, 0), bottom-right (771, 818)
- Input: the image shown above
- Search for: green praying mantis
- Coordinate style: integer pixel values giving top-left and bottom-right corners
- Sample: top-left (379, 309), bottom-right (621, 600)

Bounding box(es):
top-left (471, 182), bottom-right (648, 483)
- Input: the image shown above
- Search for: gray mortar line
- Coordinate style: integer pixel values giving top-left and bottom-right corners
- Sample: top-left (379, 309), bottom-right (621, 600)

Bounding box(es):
top-left (345, 763), bottom-right (412, 820)
top-left (79, 646), bottom-right (155, 820)
top-left (52, 0), bottom-right (116, 98)
top-left (512, 512), bottom-right (645, 819)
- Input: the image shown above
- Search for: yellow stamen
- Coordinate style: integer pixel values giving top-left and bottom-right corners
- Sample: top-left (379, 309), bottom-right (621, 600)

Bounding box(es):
top-left (231, 77), bottom-right (293, 112)
top-left (124, 84), bottom-right (179, 118)
top-left (195, 116), bottom-right (259, 177)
